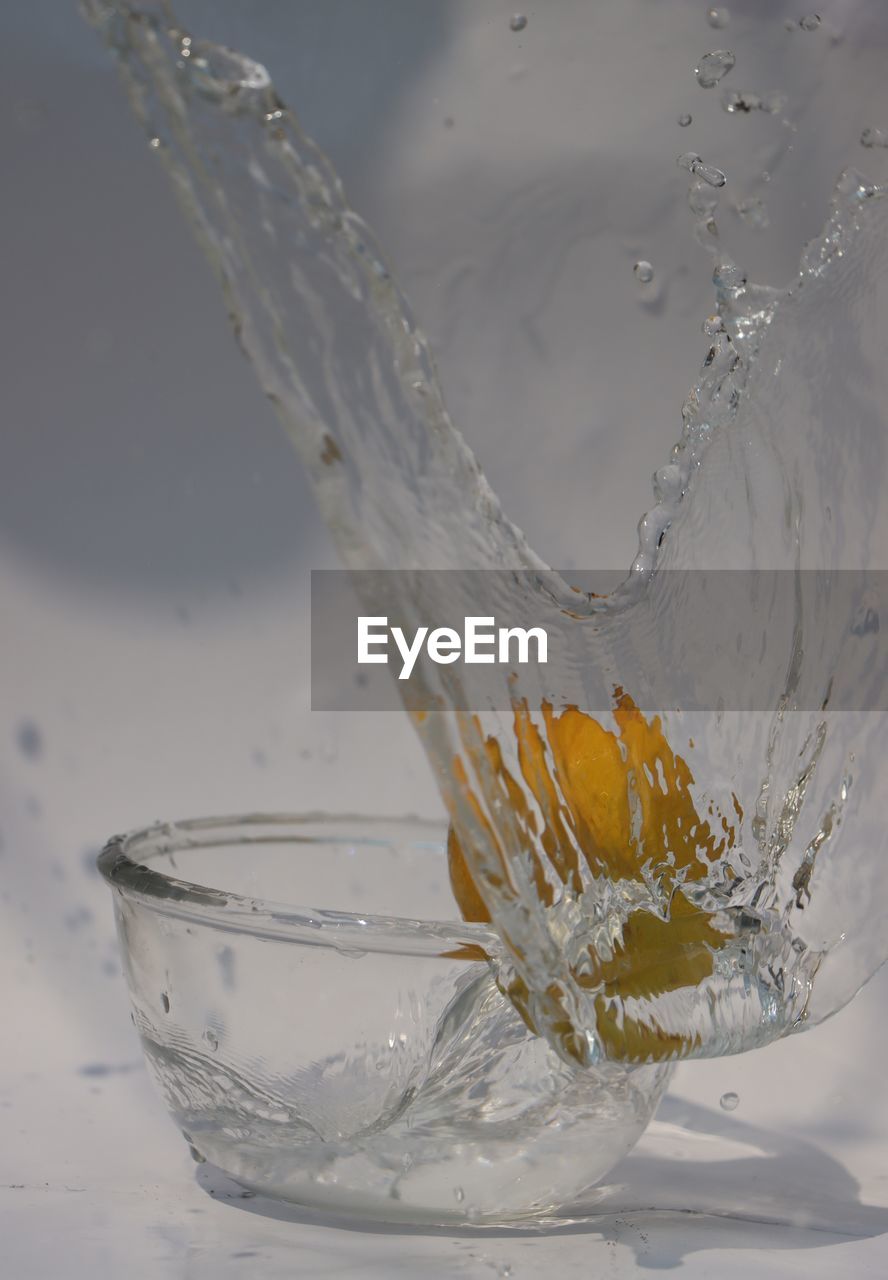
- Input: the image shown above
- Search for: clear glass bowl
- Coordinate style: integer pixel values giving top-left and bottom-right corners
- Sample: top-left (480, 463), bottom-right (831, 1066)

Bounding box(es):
top-left (99, 813), bottom-right (672, 1225)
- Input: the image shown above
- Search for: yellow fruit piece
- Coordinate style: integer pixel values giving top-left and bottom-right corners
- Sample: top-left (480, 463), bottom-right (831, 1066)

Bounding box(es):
top-left (448, 691), bottom-right (741, 1062)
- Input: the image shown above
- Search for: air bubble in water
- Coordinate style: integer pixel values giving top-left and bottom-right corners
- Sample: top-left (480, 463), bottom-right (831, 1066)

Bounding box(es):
top-left (633, 260), bottom-right (654, 284)
top-left (678, 112), bottom-right (693, 127)
top-left (720, 1091), bottom-right (740, 1111)
top-left (861, 127), bottom-right (888, 149)
top-left (707, 7), bottom-right (730, 28)
top-left (509, 14), bottom-right (528, 32)
top-left (696, 50), bottom-right (735, 89)
top-left (799, 14), bottom-right (821, 32)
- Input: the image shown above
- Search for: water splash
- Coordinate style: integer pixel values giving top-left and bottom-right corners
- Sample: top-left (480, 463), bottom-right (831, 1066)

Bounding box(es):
top-left (83, 1), bottom-right (888, 1068)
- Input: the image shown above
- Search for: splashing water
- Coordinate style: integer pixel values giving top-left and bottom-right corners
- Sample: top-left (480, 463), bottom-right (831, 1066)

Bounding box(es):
top-left (83, 2), bottom-right (888, 1070)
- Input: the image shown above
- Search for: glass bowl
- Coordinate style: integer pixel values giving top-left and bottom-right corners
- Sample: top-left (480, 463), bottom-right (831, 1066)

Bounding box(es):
top-left (99, 813), bottom-right (672, 1225)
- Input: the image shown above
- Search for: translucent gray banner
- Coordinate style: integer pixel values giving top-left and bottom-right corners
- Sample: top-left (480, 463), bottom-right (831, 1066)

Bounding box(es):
top-left (311, 570), bottom-right (886, 712)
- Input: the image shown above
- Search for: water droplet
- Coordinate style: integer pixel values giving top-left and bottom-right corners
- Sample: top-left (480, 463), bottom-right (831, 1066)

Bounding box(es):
top-left (678, 112), bottom-right (693, 127)
top-left (454, 1185), bottom-right (465, 1202)
top-left (633, 260), bottom-right (654, 284)
top-left (698, 162), bottom-right (726, 188)
top-left (861, 127), bottom-right (888, 149)
top-left (799, 14), bottom-right (821, 32)
top-left (720, 1090), bottom-right (740, 1111)
top-left (678, 152), bottom-right (726, 187)
top-left (707, 7), bottom-right (730, 29)
top-left (509, 14), bottom-right (527, 32)
top-left (161, 992), bottom-right (170, 1013)
top-left (696, 50), bottom-right (735, 88)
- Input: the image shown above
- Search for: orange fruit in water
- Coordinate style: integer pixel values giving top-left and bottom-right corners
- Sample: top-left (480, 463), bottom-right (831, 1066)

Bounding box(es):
top-left (447, 690), bottom-right (741, 1063)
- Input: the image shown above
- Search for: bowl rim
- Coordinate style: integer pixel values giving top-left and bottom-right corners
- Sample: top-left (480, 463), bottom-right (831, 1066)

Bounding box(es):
top-left (98, 811), bottom-right (500, 959)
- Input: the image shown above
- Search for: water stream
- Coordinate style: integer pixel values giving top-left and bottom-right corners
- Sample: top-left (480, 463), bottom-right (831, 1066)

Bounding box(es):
top-left (84, 0), bottom-right (888, 1070)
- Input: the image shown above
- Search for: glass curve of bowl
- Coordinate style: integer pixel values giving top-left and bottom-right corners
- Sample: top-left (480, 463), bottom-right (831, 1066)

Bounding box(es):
top-left (98, 813), bottom-right (673, 1226)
